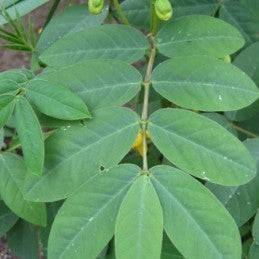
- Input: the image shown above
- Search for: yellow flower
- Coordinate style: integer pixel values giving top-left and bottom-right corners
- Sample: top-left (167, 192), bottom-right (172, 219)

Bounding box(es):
top-left (132, 131), bottom-right (150, 156)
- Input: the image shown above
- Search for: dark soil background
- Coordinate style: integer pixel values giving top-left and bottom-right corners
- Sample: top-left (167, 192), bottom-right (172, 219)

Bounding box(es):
top-left (0, 1), bottom-right (84, 258)
top-left (0, 0), bottom-right (85, 72)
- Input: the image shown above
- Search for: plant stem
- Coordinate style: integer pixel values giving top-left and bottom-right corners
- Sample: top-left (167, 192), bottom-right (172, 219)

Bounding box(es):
top-left (231, 124), bottom-right (258, 138)
top-left (150, 0), bottom-right (159, 35)
top-left (113, 0), bottom-right (130, 25)
top-left (141, 35), bottom-right (156, 171)
top-left (43, 0), bottom-right (61, 28)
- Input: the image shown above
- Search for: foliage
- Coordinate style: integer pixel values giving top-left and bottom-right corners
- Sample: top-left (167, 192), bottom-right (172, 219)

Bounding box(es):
top-left (0, 0), bottom-right (259, 258)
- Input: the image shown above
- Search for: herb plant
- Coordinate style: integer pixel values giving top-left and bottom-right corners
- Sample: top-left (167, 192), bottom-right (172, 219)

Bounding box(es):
top-left (0, 0), bottom-right (259, 258)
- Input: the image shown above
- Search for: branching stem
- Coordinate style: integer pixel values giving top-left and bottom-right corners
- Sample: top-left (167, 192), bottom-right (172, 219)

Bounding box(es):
top-left (141, 35), bottom-right (156, 171)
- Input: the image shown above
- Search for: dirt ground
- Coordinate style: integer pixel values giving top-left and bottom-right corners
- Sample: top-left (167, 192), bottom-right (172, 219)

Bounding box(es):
top-left (0, 0), bottom-right (85, 72)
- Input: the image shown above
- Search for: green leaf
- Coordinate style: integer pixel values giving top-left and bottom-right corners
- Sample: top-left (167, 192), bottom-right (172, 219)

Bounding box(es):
top-left (40, 202), bottom-right (63, 257)
top-left (0, 201), bottom-right (18, 238)
top-left (219, 0), bottom-right (259, 44)
top-left (115, 175), bottom-right (163, 259)
top-left (0, 69), bottom-right (33, 95)
top-left (152, 56), bottom-right (258, 111)
top-left (38, 59), bottom-right (142, 110)
top-left (203, 113), bottom-right (237, 135)
top-left (234, 42), bottom-right (259, 86)
top-left (150, 165), bottom-right (241, 259)
top-left (148, 108), bottom-right (256, 185)
top-left (48, 164), bottom-right (139, 259)
top-left (249, 209), bottom-right (259, 259)
top-left (0, 153), bottom-right (46, 226)
top-left (40, 25), bottom-right (149, 67)
top-left (0, 94), bottom-right (16, 128)
top-left (36, 4), bottom-right (108, 54)
top-left (23, 107), bottom-right (140, 202)
top-left (156, 15), bottom-right (245, 58)
top-left (250, 244), bottom-right (259, 259)
top-left (0, 0), bottom-right (20, 9)
top-left (121, 0), bottom-right (218, 29)
top-left (206, 138), bottom-right (259, 227)
top-left (0, 0), bottom-right (49, 25)
top-left (15, 96), bottom-right (44, 175)
top-left (161, 233), bottom-right (183, 259)
top-left (226, 41), bottom-right (259, 121)
top-left (26, 79), bottom-right (91, 120)
top-left (0, 128), bottom-right (4, 149)
top-left (7, 220), bottom-right (38, 259)
top-left (252, 209), bottom-right (259, 241)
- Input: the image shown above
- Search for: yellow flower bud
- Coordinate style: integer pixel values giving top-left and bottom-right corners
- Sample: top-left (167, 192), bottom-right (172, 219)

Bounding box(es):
top-left (154, 0), bottom-right (173, 21)
top-left (88, 0), bottom-right (104, 15)
top-left (132, 131), bottom-right (151, 157)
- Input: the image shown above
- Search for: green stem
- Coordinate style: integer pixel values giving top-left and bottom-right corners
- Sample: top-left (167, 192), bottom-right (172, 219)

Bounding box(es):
top-left (231, 124), bottom-right (258, 138)
top-left (112, 0), bottom-right (130, 25)
top-left (150, 0), bottom-right (159, 35)
top-left (43, 0), bottom-right (61, 28)
top-left (141, 35), bottom-right (156, 171)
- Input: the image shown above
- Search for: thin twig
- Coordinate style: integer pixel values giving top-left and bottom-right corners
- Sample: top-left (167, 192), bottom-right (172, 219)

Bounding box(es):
top-left (141, 35), bottom-right (156, 171)
top-left (231, 124), bottom-right (258, 138)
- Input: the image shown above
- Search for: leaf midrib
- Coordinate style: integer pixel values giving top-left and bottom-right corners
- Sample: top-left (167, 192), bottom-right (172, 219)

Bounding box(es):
top-left (153, 80), bottom-right (257, 95)
top-left (158, 35), bottom-right (243, 48)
